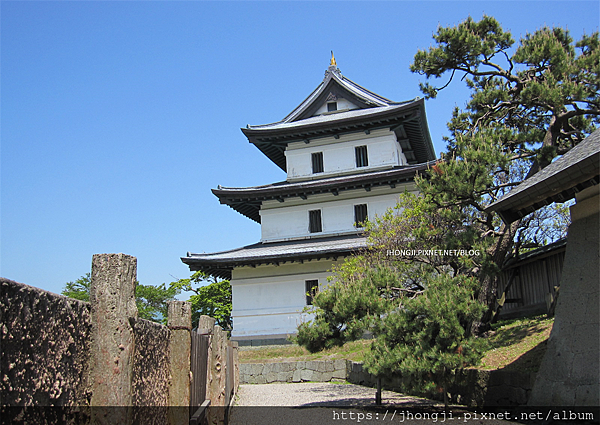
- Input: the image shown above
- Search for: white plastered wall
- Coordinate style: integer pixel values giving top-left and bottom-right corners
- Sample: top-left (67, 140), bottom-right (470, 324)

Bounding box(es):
top-left (312, 98), bottom-right (359, 115)
top-left (259, 183), bottom-right (418, 242)
top-left (230, 260), bottom-right (341, 338)
top-left (284, 129), bottom-right (406, 181)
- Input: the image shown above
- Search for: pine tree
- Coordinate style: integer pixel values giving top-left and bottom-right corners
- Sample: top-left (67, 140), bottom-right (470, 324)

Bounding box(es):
top-left (410, 16), bottom-right (599, 330)
top-left (296, 16), bottom-right (598, 403)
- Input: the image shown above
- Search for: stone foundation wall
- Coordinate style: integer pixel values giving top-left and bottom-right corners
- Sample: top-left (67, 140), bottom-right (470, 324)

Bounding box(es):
top-left (450, 369), bottom-right (537, 407)
top-left (241, 358), bottom-right (536, 407)
top-left (240, 360), bottom-right (347, 384)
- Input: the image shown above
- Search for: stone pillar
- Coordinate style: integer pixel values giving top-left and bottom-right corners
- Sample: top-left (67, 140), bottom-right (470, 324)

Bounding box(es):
top-left (89, 253), bottom-right (138, 424)
top-left (168, 301), bottom-right (192, 425)
top-left (207, 325), bottom-right (228, 425)
top-left (198, 315), bottom-right (216, 332)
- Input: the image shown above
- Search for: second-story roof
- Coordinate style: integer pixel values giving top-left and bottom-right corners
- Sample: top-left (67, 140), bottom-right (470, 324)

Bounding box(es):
top-left (213, 162), bottom-right (433, 223)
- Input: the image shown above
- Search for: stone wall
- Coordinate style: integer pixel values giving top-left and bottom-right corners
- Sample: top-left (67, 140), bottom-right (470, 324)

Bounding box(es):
top-left (0, 278), bottom-right (92, 407)
top-left (240, 359), bottom-right (347, 384)
top-left (1, 254), bottom-right (241, 425)
top-left (240, 358), bottom-right (536, 407)
top-left (131, 317), bottom-right (171, 407)
top-left (450, 369), bottom-right (537, 407)
top-left (1, 255), bottom-right (211, 425)
top-left (529, 188), bottom-right (599, 406)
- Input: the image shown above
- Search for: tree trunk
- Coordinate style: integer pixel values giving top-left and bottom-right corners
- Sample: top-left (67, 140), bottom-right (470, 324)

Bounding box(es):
top-left (472, 220), bottom-right (520, 335)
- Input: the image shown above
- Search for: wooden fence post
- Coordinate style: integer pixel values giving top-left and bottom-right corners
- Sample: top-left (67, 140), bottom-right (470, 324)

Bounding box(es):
top-left (89, 253), bottom-right (137, 425)
top-left (168, 301), bottom-right (192, 425)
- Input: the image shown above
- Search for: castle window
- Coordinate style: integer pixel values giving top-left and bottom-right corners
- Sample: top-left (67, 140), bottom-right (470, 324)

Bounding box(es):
top-left (327, 102), bottom-right (338, 112)
top-left (354, 204), bottom-right (368, 227)
top-left (312, 152), bottom-right (324, 173)
top-left (305, 280), bottom-right (319, 305)
top-left (355, 145), bottom-right (368, 167)
top-left (309, 210), bottom-right (322, 233)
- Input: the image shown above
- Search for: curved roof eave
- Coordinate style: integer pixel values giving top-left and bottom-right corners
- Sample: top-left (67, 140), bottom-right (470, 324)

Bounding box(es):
top-left (181, 234), bottom-right (368, 279)
top-left (212, 162), bottom-right (434, 223)
top-left (241, 98), bottom-right (434, 172)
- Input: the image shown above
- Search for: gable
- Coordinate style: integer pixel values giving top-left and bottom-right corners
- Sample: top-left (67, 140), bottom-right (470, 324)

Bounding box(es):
top-left (292, 77), bottom-right (375, 121)
top-left (281, 64), bottom-right (394, 124)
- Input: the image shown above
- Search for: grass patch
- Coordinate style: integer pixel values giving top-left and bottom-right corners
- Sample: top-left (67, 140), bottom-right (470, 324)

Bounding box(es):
top-left (239, 315), bottom-right (554, 373)
top-left (239, 339), bottom-right (371, 364)
top-left (479, 315), bottom-right (554, 372)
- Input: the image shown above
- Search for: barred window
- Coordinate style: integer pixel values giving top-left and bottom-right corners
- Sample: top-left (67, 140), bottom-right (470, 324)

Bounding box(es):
top-left (309, 210), bottom-right (322, 233)
top-left (355, 145), bottom-right (368, 167)
top-left (327, 102), bottom-right (337, 112)
top-left (312, 152), bottom-right (324, 173)
top-left (305, 280), bottom-right (319, 305)
top-left (354, 204), bottom-right (368, 227)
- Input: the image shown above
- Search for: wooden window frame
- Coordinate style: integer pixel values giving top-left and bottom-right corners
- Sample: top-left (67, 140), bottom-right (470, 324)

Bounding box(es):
top-left (312, 152), bottom-right (324, 174)
top-left (309, 209), bottom-right (322, 233)
top-left (305, 280), bottom-right (319, 305)
top-left (354, 204), bottom-right (368, 228)
top-left (355, 145), bottom-right (368, 168)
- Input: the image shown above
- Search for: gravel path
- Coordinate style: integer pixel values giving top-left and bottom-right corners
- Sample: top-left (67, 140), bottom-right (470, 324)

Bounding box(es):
top-left (229, 382), bottom-right (522, 425)
top-left (234, 382), bottom-right (435, 407)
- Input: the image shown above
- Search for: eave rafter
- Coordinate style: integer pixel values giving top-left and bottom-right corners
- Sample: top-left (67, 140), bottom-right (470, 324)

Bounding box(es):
top-left (213, 166), bottom-right (426, 224)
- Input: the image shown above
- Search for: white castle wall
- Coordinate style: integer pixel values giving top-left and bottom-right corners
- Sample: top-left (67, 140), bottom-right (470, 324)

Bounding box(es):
top-left (230, 260), bottom-right (339, 338)
top-left (284, 129), bottom-right (406, 181)
top-left (259, 184), bottom-right (417, 242)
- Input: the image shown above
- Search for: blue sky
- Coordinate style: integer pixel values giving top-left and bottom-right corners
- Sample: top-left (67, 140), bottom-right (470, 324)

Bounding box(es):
top-left (2, 1), bottom-right (598, 296)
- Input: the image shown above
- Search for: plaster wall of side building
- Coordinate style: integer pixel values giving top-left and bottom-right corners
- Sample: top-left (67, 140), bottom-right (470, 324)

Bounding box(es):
top-left (260, 183), bottom-right (418, 242)
top-left (285, 129), bottom-right (406, 181)
top-left (528, 185), bottom-right (600, 406)
top-left (229, 259), bottom-right (343, 339)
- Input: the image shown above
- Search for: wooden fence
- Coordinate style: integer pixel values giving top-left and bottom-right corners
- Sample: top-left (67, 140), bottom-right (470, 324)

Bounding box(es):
top-left (497, 240), bottom-right (566, 319)
top-left (189, 317), bottom-right (239, 425)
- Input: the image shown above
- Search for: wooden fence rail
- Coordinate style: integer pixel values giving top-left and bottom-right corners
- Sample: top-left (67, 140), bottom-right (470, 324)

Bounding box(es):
top-left (189, 318), bottom-right (239, 425)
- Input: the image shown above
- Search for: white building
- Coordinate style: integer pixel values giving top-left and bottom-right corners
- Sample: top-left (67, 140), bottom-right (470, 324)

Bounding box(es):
top-left (182, 58), bottom-right (436, 345)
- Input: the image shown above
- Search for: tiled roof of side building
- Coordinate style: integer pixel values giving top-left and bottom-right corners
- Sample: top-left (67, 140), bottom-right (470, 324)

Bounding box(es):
top-left (182, 234), bottom-right (368, 280)
top-left (486, 129), bottom-right (600, 223)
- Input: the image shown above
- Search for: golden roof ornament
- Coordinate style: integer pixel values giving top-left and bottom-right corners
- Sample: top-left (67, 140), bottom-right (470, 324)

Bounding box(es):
top-left (326, 51), bottom-right (341, 79)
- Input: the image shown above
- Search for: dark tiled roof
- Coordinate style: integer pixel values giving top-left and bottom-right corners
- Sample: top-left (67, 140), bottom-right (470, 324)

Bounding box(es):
top-left (275, 65), bottom-right (404, 124)
top-left (213, 162), bottom-right (434, 223)
top-left (248, 103), bottom-right (417, 131)
top-left (181, 234), bottom-right (367, 280)
top-left (241, 66), bottom-right (435, 171)
top-left (486, 129), bottom-right (600, 223)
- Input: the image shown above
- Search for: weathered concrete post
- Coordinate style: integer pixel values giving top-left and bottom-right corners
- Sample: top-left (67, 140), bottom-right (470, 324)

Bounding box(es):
top-left (208, 325), bottom-right (227, 425)
top-left (168, 301), bottom-right (192, 425)
top-left (89, 253), bottom-right (138, 425)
